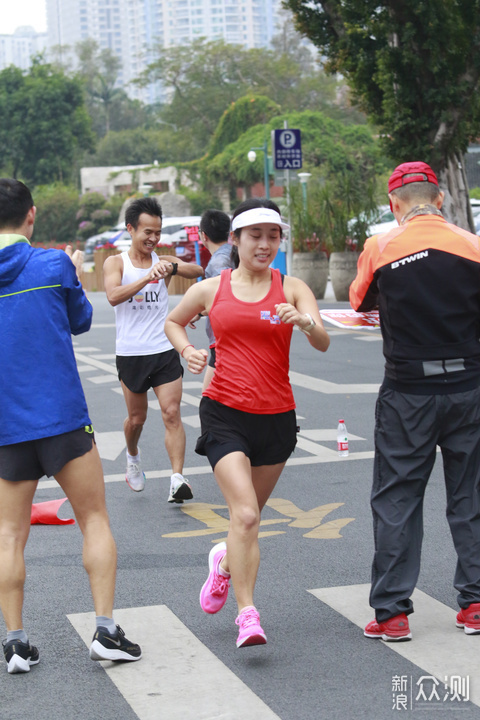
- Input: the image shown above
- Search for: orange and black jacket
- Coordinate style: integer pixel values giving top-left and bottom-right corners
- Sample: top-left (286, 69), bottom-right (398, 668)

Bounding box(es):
top-left (349, 214), bottom-right (480, 393)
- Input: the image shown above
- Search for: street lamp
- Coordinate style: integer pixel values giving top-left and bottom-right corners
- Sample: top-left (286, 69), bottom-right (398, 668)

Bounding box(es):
top-left (248, 138), bottom-right (271, 199)
top-left (297, 172), bottom-right (312, 215)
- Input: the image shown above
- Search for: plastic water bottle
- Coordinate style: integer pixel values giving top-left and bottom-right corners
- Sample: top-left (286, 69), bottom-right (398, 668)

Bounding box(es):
top-left (337, 419), bottom-right (349, 457)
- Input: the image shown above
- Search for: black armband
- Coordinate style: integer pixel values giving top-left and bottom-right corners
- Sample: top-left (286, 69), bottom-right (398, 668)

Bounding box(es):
top-left (171, 262), bottom-right (178, 276)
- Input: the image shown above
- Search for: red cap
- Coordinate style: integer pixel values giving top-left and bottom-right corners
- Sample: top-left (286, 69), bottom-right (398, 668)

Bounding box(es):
top-left (388, 162), bottom-right (438, 194)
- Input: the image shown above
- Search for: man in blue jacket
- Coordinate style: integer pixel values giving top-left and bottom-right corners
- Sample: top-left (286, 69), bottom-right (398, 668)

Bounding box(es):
top-left (0, 179), bottom-right (141, 674)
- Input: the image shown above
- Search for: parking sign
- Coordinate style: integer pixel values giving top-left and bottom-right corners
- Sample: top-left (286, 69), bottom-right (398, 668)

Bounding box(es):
top-left (272, 129), bottom-right (302, 170)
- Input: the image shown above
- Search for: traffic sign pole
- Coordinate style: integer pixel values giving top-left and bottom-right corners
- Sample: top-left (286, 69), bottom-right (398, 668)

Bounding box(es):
top-left (272, 127), bottom-right (302, 276)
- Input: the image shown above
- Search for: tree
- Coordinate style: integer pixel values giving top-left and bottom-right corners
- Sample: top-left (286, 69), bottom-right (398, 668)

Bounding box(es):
top-left (202, 108), bottom-right (388, 202)
top-left (76, 39), bottom-right (150, 137)
top-left (76, 191), bottom-right (117, 241)
top-left (31, 183), bottom-right (79, 246)
top-left (289, 171), bottom-right (379, 252)
top-left (284, 0), bottom-right (480, 229)
top-left (141, 33), bottom-right (357, 156)
top-left (91, 128), bottom-right (170, 166)
top-left (142, 40), bottom-right (260, 151)
top-left (87, 126), bottom-right (196, 166)
top-left (0, 62), bottom-right (94, 186)
top-left (208, 95), bottom-right (281, 157)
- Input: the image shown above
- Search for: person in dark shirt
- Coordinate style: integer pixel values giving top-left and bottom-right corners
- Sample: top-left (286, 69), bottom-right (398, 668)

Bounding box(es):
top-left (350, 162), bottom-right (480, 641)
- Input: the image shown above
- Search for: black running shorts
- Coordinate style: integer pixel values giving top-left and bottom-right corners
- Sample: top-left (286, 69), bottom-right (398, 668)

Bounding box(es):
top-left (0, 425), bottom-right (96, 482)
top-left (196, 396), bottom-right (297, 469)
top-left (116, 348), bottom-right (183, 393)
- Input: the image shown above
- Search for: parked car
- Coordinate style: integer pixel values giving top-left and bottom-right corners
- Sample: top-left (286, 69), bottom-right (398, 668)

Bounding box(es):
top-left (346, 205), bottom-right (396, 246)
top-left (367, 206), bottom-right (397, 235)
top-left (113, 215), bottom-right (211, 268)
top-left (84, 233), bottom-right (105, 260)
top-left (84, 222), bottom-right (126, 260)
top-left (109, 229), bottom-right (130, 253)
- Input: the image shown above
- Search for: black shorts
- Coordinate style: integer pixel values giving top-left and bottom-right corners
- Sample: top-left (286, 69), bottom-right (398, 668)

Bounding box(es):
top-left (116, 349), bottom-right (183, 393)
top-left (0, 425), bottom-right (95, 482)
top-left (208, 346), bottom-right (216, 369)
top-left (196, 396), bottom-right (297, 469)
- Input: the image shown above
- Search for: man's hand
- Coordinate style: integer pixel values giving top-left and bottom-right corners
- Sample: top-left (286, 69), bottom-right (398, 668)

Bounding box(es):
top-left (149, 260), bottom-right (175, 282)
top-left (65, 245), bottom-right (84, 281)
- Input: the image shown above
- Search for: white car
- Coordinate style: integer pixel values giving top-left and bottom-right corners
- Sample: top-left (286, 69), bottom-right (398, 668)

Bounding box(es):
top-left (347, 205), bottom-right (396, 244)
top-left (111, 229), bottom-right (130, 253)
top-left (367, 206), bottom-right (397, 236)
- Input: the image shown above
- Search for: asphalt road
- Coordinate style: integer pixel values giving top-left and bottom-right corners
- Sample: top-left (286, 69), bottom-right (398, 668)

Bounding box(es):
top-left (2, 290), bottom-right (479, 720)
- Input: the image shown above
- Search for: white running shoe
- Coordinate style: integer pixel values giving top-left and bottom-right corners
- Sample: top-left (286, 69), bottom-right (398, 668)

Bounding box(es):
top-left (168, 473), bottom-right (193, 503)
top-left (125, 450), bottom-right (146, 492)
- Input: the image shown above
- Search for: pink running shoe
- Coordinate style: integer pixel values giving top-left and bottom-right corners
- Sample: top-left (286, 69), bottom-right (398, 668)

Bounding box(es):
top-left (235, 607), bottom-right (267, 648)
top-left (199, 542), bottom-right (230, 614)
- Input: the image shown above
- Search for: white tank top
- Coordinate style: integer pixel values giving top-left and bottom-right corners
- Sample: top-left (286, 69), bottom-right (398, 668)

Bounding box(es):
top-left (114, 252), bottom-right (173, 356)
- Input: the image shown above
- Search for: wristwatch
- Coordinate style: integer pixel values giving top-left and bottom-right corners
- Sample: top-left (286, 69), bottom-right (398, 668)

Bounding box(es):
top-left (301, 313), bottom-right (316, 335)
top-left (171, 262), bottom-right (178, 276)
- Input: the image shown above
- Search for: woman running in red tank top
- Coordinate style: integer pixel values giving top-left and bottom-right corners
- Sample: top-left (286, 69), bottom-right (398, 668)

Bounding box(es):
top-left (165, 198), bottom-right (330, 648)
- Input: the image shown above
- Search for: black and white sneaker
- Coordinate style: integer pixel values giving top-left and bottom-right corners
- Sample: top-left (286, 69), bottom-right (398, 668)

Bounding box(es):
top-left (3, 639), bottom-right (40, 674)
top-left (89, 625), bottom-right (142, 662)
top-left (168, 473), bottom-right (193, 503)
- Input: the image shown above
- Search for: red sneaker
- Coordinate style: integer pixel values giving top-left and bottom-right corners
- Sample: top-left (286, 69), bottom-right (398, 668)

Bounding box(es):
top-left (456, 603), bottom-right (480, 635)
top-left (364, 613), bottom-right (412, 641)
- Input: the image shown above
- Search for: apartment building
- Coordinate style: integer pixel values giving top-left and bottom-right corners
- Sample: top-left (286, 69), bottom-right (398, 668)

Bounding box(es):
top-left (0, 26), bottom-right (48, 71)
top-left (45, 0), bottom-right (282, 101)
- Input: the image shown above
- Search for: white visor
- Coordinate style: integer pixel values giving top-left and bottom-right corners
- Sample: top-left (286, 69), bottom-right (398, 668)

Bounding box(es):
top-left (231, 208), bottom-right (290, 232)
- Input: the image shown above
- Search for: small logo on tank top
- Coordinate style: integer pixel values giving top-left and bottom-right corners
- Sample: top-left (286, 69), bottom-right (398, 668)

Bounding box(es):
top-left (128, 290), bottom-right (162, 309)
top-left (260, 310), bottom-right (281, 325)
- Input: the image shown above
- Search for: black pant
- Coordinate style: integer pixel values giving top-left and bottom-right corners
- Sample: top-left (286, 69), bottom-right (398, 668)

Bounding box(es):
top-left (371, 384), bottom-right (480, 622)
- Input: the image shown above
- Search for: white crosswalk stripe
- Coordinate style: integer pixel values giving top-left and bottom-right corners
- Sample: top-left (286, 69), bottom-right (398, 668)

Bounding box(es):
top-left (68, 605), bottom-right (281, 720)
top-left (309, 584), bottom-right (480, 707)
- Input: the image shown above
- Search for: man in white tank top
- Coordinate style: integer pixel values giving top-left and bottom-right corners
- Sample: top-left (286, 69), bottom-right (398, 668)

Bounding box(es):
top-left (104, 197), bottom-right (204, 502)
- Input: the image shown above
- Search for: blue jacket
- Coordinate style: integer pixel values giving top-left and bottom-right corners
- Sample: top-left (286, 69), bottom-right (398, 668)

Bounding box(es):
top-left (0, 237), bottom-right (92, 445)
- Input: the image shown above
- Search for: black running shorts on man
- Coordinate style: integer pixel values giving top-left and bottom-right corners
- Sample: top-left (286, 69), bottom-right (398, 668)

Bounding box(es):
top-left (0, 426), bottom-right (95, 482)
top-left (116, 349), bottom-right (183, 393)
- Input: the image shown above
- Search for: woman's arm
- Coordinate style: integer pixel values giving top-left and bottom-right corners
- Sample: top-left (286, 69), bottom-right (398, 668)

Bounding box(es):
top-left (276, 276), bottom-right (330, 352)
top-left (164, 279), bottom-right (216, 374)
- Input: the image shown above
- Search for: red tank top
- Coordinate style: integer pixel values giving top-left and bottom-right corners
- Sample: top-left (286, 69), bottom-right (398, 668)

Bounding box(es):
top-left (203, 268), bottom-right (296, 413)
